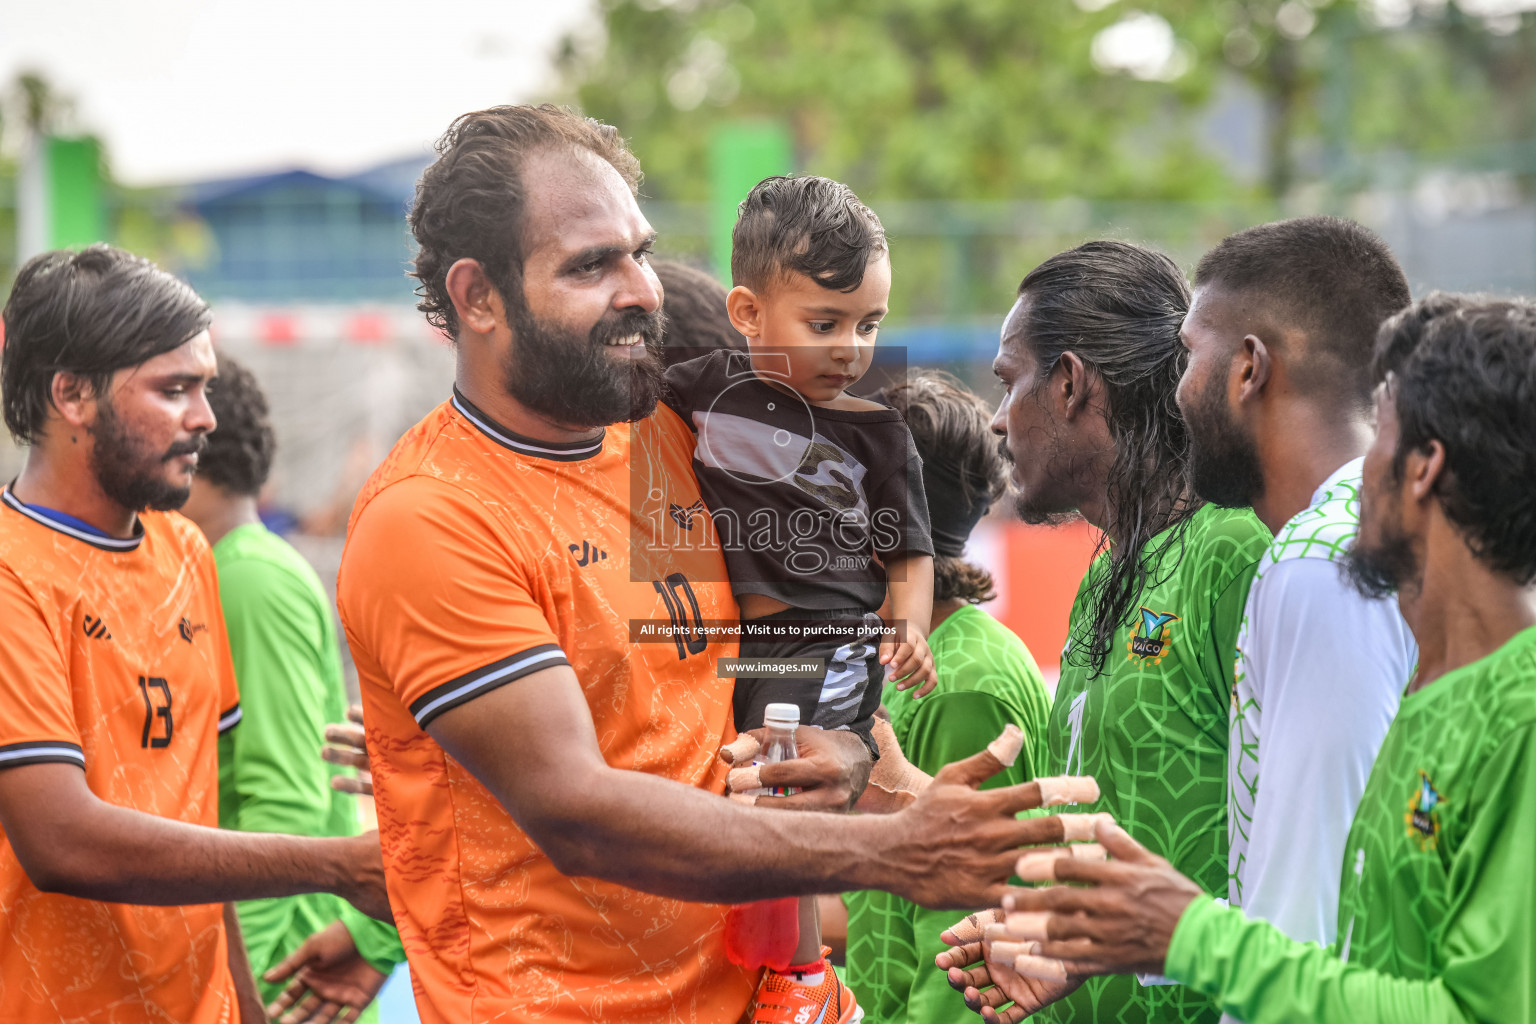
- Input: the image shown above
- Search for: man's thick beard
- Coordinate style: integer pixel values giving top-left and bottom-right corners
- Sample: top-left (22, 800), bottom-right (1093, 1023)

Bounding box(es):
top-left (90, 400), bottom-right (204, 512)
top-left (1184, 370), bottom-right (1264, 509)
top-left (503, 300), bottom-right (666, 430)
top-left (1345, 490), bottom-right (1418, 599)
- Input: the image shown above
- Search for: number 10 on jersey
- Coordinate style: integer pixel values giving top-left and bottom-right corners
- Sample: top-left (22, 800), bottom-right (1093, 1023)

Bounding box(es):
top-left (652, 573), bottom-right (707, 660)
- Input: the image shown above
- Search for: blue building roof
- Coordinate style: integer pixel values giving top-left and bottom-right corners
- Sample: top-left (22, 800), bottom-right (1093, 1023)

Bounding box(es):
top-left (184, 156), bottom-right (431, 303)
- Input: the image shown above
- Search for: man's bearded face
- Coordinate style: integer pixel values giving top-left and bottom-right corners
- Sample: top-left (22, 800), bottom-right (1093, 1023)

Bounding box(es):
top-left (90, 394), bottom-right (207, 512)
top-left (502, 290), bottom-right (666, 429)
top-left (1347, 455), bottom-right (1419, 599)
top-left (1182, 352), bottom-right (1264, 509)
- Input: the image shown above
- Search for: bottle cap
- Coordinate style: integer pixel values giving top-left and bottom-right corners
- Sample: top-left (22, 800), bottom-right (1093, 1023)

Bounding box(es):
top-left (763, 703), bottom-right (801, 727)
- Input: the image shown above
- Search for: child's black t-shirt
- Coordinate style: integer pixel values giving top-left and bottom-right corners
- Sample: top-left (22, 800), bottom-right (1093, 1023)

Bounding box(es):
top-left (662, 350), bottom-right (933, 614)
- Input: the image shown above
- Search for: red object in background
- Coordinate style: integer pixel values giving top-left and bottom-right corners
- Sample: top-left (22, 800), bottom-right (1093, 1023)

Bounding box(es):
top-left (724, 897), bottom-right (801, 972)
top-left (258, 314), bottom-right (300, 346)
top-left (346, 311), bottom-right (392, 344)
top-left (982, 520), bottom-right (1102, 681)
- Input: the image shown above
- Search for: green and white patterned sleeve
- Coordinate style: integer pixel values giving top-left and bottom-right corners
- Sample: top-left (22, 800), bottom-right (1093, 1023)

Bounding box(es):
top-left (1167, 723), bottom-right (1536, 1024)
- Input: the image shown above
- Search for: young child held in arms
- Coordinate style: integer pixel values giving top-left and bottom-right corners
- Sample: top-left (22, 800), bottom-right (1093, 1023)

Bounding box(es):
top-left (663, 175), bottom-right (938, 1023)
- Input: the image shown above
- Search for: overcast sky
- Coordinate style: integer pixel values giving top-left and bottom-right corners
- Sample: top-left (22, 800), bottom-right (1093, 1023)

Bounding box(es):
top-left (0, 0), bottom-right (594, 185)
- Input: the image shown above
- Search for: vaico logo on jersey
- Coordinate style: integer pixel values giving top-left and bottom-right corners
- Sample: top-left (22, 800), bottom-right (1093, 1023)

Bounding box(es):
top-left (1405, 770), bottom-right (1445, 850)
top-left (1127, 607), bottom-right (1179, 664)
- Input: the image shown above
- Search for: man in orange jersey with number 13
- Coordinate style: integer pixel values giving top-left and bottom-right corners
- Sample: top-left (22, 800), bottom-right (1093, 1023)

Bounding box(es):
top-left (335, 104), bottom-right (1061, 1024)
top-left (0, 245), bottom-right (389, 1023)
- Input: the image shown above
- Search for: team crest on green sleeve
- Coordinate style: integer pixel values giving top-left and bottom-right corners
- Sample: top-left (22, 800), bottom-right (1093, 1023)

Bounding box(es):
top-left (1405, 770), bottom-right (1445, 850)
top-left (1128, 607), bottom-right (1180, 663)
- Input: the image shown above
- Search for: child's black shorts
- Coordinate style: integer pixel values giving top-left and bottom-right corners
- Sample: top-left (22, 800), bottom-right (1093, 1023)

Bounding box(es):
top-left (732, 606), bottom-right (885, 759)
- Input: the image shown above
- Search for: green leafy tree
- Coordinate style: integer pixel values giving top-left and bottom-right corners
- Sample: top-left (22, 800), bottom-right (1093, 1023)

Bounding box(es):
top-left (556, 0), bottom-right (1234, 203)
top-left (1193, 0), bottom-right (1536, 195)
top-left (558, 0), bottom-right (1536, 206)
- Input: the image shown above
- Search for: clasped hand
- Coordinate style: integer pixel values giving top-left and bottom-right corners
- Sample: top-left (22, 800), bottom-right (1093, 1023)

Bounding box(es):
top-left (934, 814), bottom-right (1206, 1022)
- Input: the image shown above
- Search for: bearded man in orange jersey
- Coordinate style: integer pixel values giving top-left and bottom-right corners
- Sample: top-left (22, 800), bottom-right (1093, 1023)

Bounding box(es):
top-left (333, 105), bottom-right (1071, 1024)
top-left (0, 245), bottom-right (389, 1023)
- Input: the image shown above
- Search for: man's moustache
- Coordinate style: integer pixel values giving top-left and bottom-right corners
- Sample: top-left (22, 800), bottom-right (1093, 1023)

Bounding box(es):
top-left (590, 310), bottom-right (667, 348)
top-left (164, 437), bottom-right (208, 460)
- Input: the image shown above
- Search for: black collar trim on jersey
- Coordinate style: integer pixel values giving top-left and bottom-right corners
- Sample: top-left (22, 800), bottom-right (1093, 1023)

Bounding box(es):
top-left (0, 487), bottom-right (144, 552)
top-left (450, 388), bottom-right (606, 463)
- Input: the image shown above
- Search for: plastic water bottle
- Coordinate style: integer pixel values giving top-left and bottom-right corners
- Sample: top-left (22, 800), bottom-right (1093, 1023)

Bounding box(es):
top-left (724, 703), bottom-right (802, 970)
top-left (745, 702), bottom-right (801, 797)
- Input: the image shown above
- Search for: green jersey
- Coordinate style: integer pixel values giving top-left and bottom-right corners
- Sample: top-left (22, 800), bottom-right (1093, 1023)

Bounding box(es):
top-left (214, 524), bottom-right (404, 1008)
top-left (843, 605), bottom-right (1052, 1024)
top-left (1037, 503), bottom-right (1269, 1024)
top-left (1167, 624), bottom-right (1536, 1024)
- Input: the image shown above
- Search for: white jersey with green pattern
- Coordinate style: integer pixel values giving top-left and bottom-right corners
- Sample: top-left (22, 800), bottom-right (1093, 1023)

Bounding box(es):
top-left (1036, 502), bottom-right (1269, 1024)
top-left (1167, 624), bottom-right (1536, 1024)
top-left (1227, 459), bottom-right (1415, 953)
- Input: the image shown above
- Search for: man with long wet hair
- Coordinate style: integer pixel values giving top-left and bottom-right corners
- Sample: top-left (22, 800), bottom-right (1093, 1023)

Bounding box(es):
top-left (940, 240), bottom-right (1271, 1024)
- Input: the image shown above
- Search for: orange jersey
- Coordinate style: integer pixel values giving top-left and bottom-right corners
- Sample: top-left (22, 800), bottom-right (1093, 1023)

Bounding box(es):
top-left (0, 489), bottom-right (241, 1023)
top-left (338, 390), bottom-right (753, 1024)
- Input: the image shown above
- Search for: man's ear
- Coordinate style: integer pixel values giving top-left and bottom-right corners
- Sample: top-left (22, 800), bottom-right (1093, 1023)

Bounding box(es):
top-left (1236, 334), bottom-right (1271, 404)
top-left (1056, 351), bottom-right (1096, 422)
top-left (50, 372), bottom-right (99, 430)
top-left (726, 286), bottom-right (764, 339)
top-left (445, 258), bottom-right (504, 337)
top-left (1405, 439), bottom-right (1447, 508)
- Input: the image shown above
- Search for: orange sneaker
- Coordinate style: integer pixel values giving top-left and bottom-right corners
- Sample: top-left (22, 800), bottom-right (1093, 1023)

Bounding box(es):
top-left (750, 950), bottom-right (862, 1024)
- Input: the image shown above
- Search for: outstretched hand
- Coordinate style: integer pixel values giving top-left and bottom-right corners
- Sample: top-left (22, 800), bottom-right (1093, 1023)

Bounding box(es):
top-left (876, 733), bottom-right (1103, 910)
top-left (995, 817), bottom-right (1203, 977)
top-left (324, 705), bottom-right (372, 796)
top-left (263, 920), bottom-right (388, 1024)
top-left (935, 906), bottom-right (1081, 1023)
